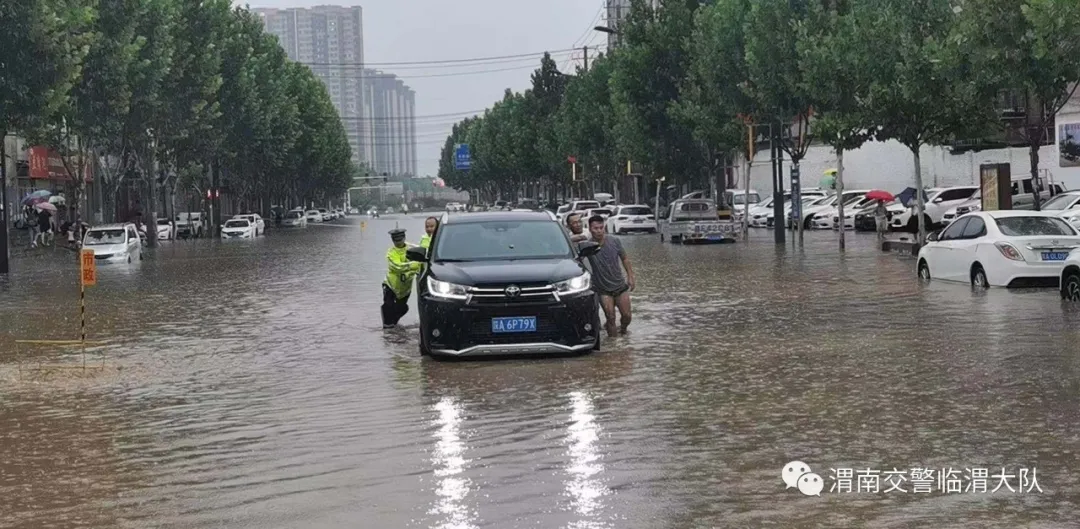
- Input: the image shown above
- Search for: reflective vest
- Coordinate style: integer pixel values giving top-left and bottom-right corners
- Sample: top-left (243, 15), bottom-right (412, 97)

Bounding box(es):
top-left (384, 245), bottom-right (420, 299)
top-left (419, 234), bottom-right (432, 249)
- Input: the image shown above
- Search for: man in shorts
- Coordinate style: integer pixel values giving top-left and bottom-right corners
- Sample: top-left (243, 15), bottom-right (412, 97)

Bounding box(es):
top-left (585, 215), bottom-right (635, 337)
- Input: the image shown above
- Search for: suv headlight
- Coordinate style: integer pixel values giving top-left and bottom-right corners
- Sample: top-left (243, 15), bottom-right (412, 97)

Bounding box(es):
top-left (554, 272), bottom-right (591, 295)
top-left (427, 277), bottom-right (468, 300)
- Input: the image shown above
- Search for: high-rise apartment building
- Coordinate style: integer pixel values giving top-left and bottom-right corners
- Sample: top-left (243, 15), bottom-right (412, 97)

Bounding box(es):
top-left (364, 70), bottom-right (417, 177)
top-left (255, 5), bottom-right (417, 176)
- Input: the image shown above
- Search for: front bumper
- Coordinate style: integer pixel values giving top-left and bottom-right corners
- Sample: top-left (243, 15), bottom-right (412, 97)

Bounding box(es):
top-left (420, 291), bottom-right (599, 357)
top-left (811, 216), bottom-right (834, 229)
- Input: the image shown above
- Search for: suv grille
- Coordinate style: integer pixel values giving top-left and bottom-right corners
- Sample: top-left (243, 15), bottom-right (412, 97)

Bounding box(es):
top-left (468, 317), bottom-right (563, 344)
top-left (469, 284), bottom-right (556, 304)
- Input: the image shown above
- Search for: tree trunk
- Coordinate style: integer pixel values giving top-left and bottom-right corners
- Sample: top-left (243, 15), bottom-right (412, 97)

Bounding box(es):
top-left (912, 146), bottom-right (927, 246)
top-left (1, 130), bottom-right (10, 274)
top-left (1030, 139), bottom-right (1042, 210)
top-left (743, 150), bottom-right (751, 239)
top-left (145, 144), bottom-right (159, 247)
top-left (837, 147), bottom-right (845, 252)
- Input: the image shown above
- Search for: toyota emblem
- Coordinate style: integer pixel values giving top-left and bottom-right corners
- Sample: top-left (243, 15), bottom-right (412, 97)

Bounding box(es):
top-left (504, 285), bottom-right (521, 297)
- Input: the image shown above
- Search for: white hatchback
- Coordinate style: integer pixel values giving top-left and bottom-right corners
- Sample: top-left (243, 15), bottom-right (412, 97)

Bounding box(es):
top-left (917, 211), bottom-right (1080, 288)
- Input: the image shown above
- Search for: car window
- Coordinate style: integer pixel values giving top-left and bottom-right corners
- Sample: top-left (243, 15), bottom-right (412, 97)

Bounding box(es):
top-left (679, 202), bottom-right (710, 212)
top-left (84, 229), bottom-right (126, 245)
top-left (939, 217), bottom-right (970, 241)
top-left (995, 216), bottom-right (1077, 236)
top-left (1022, 179), bottom-right (1035, 194)
top-left (433, 220), bottom-right (573, 261)
top-left (731, 193), bottom-right (760, 205)
top-left (938, 188), bottom-right (976, 202)
top-left (960, 216), bottom-right (986, 239)
top-left (620, 206), bottom-right (651, 215)
top-left (127, 228), bottom-right (138, 240)
top-left (225, 220), bottom-right (249, 228)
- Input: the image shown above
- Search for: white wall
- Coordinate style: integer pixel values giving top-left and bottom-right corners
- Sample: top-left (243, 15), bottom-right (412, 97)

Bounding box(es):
top-left (744, 122), bottom-right (1080, 195)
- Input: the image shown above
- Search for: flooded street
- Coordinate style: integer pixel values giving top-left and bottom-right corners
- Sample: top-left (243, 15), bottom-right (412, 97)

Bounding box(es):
top-left (3, 217), bottom-right (1080, 528)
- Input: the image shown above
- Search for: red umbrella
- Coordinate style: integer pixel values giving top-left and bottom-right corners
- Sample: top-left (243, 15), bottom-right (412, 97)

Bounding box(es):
top-left (865, 190), bottom-right (894, 202)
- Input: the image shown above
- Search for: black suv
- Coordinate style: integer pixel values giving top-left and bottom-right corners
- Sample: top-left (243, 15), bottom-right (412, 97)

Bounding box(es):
top-left (406, 210), bottom-right (602, 357)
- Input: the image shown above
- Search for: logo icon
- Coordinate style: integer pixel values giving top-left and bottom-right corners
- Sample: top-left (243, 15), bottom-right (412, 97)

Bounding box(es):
top-left (782, 461), bottom-right (822, 496)
top-left (504, 285), bottom-right (521, 297)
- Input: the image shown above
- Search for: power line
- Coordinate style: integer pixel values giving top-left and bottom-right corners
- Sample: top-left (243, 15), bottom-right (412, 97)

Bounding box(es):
top-left (375, 52), bottom-right (575, 71)
top-left (304, 63), bottom-right (561, 79)
top-left (335, 48), bottom-right (582, 67)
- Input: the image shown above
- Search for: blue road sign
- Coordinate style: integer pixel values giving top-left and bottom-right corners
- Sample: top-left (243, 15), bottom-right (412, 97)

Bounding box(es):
top-left (454, 144), bottom-right (471, 171)
top-left (791, 165), bottom-right (802, 223)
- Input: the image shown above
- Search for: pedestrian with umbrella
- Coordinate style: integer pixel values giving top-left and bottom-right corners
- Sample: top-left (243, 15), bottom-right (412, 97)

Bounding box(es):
top-left (864, 190), bottom-right (895, 243)
top-left (34, 201), bottom-right (57, 247)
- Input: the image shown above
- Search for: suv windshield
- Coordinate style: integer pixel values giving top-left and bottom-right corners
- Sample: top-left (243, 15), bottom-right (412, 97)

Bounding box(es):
top-left (85, 229), bottom-right (126, 245)
top-left (994, 216), bottom-right (1076, 236)
top-left (434, 220), bottom-right (572, 261)
top-left (285, 211), bottom-right (302, 219)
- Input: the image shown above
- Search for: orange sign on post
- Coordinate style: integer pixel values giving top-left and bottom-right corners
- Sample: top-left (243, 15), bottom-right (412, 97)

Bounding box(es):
top-left (80, 249), bottom-right (96, 286)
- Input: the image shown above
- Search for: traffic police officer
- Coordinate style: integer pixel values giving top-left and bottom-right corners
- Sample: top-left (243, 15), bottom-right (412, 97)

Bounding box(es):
top-left (382, 228), bottom-right (421, 328)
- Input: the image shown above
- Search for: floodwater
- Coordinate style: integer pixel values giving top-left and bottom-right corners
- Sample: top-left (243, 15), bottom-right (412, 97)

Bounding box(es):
top-left (2, 217), bottom-right (1080, 528)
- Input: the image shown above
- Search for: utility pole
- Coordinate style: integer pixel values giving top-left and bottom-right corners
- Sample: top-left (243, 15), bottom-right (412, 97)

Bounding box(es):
top-left (582, 46), bottom-right (589, 71)
top-left (145, 131), bottom-right (159, 247)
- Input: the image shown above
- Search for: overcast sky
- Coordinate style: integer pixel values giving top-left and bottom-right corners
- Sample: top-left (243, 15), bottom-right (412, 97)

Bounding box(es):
top-left (245, 0), bottom-right (609, 177)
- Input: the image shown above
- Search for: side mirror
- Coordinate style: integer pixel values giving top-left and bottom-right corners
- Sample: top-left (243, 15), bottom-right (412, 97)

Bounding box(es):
top-left (406, 246), bottom-right (427, 262)
top-left (932, 197), bottom-right (944, 203)
top-left (927, 230), bottom-right (941, 242)
top-left (578, 242), bottom-right (601, 258)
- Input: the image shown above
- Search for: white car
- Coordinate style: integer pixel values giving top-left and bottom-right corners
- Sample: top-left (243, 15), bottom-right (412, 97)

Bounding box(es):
top-left (446, 202), bottom-right (465, 212)
top-left (917, 211), bottom-right (1080, 288)
top-left (825, 193), bottom-right (880, 231)
top-left (556, 200), bottom-right (601, 223)
top-left (319, 208), bottom-right (332, 221)
top-left (607, 205), bottom-right (656, 234)
top-left (809, 190), bottom-right (870, 230)
top-left (584, 207), bottom-right (615, 221)
top-left (221, 218), bottom-right (256, 238)
top-left (726, 189), bottom-right (761, 219)
top-left (306, 210), bottom-right (323, 223)
top-left (941, 192), bottom-right (983, 226)
top-left (892, 186), bottom-right (978, 232)
top-left (232, 213), bottom-right (265, 235)
top-left (155, 218), bottom-right (174, 240)
top-left (1041, 191), bottom-right (1080, 229)
top-left (1060, 250), bottom-right (1080, 300)
top-left (282, 210), bottom-right (307, 227)
top-left (797, 194), bottom-right (842, 229)
top-left (82, 223), bottom-right (143, 263)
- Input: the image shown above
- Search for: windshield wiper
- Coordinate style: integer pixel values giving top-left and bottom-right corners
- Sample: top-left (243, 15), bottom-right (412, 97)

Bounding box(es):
top-left (436, 258), bottom-right (474, 263)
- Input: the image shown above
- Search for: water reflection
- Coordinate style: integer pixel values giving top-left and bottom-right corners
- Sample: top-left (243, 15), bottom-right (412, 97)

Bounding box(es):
top-left (564, 391), bottom-right (610, 529)
top-left (428, 396), bottom-right (477, 529)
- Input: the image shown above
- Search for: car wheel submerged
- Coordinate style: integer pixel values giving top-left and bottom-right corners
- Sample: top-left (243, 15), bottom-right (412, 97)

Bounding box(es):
top-left (917, 260), bottom-right (931, 282)
top-left (1062, 271), bottom-right (1080, 301)
top-left (971, 265), bottom-right (989, 289)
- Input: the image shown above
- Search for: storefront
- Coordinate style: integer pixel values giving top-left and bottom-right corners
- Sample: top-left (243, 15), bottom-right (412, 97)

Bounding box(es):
top-left (23, 145), bottom-right (99, 223)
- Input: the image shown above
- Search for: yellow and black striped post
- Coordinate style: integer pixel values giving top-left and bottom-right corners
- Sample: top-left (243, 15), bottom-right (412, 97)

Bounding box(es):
top-left (80, 281), bottom-right (86, 368)
top-left (79, 248), bottom-right (96, 369)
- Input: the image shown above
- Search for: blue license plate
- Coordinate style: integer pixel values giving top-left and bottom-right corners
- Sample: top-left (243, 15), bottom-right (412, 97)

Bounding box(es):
top-left (492, 315), bottom-right (537, 332)
top-left (492, 316), bottom-right (537, 333)
top-left (1042, 252), bottom-right (1069, 261)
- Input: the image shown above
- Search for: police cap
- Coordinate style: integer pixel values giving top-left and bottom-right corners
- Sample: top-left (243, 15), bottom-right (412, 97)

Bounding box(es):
top-left (388, 228), bottom-right (407, 239)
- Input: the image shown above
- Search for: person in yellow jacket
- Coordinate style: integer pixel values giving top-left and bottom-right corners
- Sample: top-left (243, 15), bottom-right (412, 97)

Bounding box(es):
top-left (383, 228), bottom-right (421, 328)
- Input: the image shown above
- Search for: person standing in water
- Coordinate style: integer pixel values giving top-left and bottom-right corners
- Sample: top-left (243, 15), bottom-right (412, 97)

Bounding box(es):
top-left (585, 215), bottom-right (636, 337)
top-left (417, 217), bottom-right (439, 294)
top-left (382, 228), bottom-right (421, 328)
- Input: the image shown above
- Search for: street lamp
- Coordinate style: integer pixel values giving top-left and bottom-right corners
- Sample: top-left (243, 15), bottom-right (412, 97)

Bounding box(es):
top-left (594, 26), bottom-right (616, 34)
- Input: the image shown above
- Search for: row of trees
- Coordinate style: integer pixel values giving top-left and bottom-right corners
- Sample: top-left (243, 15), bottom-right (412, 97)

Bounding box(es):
top-left (437, 0), bottom-right (1080, 245)
top-left (2, 0), bottom-right (356, 244)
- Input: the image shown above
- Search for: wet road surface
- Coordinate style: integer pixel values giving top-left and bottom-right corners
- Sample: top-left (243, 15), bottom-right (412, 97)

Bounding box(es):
top-left (2, 217), bottom-right (1080, 528)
